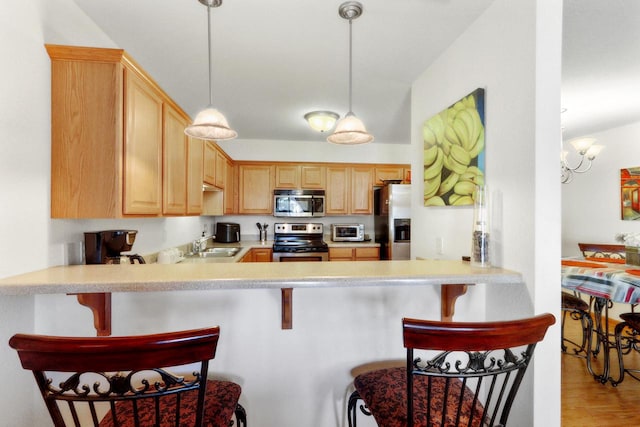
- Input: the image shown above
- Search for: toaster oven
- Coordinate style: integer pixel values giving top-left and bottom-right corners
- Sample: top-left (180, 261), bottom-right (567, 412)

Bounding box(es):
top-left (331, 224), bottom-right (365, 242)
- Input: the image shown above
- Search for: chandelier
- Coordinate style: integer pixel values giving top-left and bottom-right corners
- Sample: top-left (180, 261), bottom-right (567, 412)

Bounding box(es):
top-left (561, 137), bottom-right (604, 184)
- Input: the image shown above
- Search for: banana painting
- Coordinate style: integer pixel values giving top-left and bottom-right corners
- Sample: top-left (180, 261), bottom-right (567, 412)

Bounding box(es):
top-left (423, 88), bottom-right (485, 206)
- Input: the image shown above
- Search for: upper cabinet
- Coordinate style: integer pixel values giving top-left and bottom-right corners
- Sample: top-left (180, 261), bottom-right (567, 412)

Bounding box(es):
top-left (274, 165), bottom-right (299, 189)
top-left (301, 165), bottom-right (326, 188)
top-left (350, 166), bottom-right (374, 214)
top-left (374, 166), bottom-right (410, 186)
top-left (186, 137), bottom-right (204, 215)
top-left (238, 163), bottom-right (274, 214)
top-left (274, 164), bottom-right (326, 189)
top-left (162, 103), bottom-right (190, 215)
top-left (326, 165), bottom-right (374, 215)
top-left (47, 44), bottom-right (195, 218)
top-left (203, 141), bottom-right (227, 189)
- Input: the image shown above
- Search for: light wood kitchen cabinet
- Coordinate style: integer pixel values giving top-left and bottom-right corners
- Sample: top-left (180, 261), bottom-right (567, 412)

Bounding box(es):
top-left (224, 158), bottom-right (236, 214)
top-left (238, 164), bottom-right (275, 214)
top-left (186, 137), bottom-right (204, 215)
top-left (326, 165), bottom-right (373, 215)
top-left (203, 141), bottom-right (225, 188)
top-left (275, 165), bottom-right (300, 188)
top-left (351, 166), bottom-right (374, 214)
top-left (329, 246), bottom-right (380, 261)
top-left (47, 44), bottom-right (191, 218)
top-left (374, 166), bottom-right (406, 185)
top-left (122, 69), bottom-right (164, 215)
top-left (301, 165), bottom-right (326, 188)
top-left (240, 248), bottom-right (273, 262)
top-left (275, 164), bottom-right (326, 189)
top-left (162, 104), bottom-right (189, 215)
top-left (325, 167), bottom-right (350, 214)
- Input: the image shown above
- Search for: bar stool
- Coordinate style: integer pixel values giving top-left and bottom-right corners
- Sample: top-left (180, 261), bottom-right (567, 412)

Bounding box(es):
top-left (347, 359), bottom-right (404, 426)
top-left (613, 312), bottom-right (640, 385)
top-left (9, 327), bottom-right (247, 427)
top-left (348, 314), bottom-right (555, 427)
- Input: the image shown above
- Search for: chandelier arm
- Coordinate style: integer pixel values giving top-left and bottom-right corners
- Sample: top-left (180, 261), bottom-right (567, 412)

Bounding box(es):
top-left (562, 156), bottom-right (593, 174)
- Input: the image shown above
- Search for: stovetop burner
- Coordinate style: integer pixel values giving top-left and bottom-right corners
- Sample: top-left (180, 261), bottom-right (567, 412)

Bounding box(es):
top-left (272, 223), bottom-right (328, 253)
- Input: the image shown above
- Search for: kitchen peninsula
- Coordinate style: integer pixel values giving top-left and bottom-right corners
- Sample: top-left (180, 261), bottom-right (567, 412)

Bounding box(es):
top-left (0, 260), bottom-right (521, 334)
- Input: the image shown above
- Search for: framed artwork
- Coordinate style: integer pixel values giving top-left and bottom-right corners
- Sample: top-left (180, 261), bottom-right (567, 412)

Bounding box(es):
top-left (621, 167), bottom-right (640, 220)
top-left (423, 88), bottom-right (485, 206)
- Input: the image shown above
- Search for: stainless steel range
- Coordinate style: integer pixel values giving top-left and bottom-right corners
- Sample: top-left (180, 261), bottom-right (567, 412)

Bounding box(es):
top-left (272, 223), bottom-right (329, 262)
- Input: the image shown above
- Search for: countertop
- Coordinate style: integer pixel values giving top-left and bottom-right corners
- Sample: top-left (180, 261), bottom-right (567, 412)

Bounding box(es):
top-left (0, 259), bottom-right (521, 296)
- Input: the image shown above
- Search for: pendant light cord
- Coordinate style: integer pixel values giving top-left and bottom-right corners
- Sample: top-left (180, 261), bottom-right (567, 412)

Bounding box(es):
top-left (207, 3), bottom-right (213, 106)
top-left (348, 18), bottom-right (353, 114)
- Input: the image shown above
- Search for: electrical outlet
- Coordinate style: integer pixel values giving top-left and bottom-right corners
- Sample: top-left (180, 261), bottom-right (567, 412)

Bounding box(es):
top-left (436, 237), bottom-right (444, 255)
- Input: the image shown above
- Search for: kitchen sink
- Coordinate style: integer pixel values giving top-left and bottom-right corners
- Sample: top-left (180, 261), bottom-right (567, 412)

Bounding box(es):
top-left (195, 247), bottom-right (241, 258)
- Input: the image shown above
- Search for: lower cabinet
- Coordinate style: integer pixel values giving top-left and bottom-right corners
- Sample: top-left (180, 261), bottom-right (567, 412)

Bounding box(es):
top-left (240, 248), bottom-right (273, 262)
top-left (329, 246), bottom-right (380, 261)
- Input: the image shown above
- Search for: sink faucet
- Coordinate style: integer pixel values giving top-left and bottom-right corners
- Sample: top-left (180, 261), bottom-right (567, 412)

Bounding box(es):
top-left (192, 236), bottom-right (208, 253)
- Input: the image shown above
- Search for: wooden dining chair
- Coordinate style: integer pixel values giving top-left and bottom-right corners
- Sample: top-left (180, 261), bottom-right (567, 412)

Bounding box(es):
top-left (348, 313), bottom-right (555, 427)
top-left (561, 291), bottom-right (593, 358)
top-left (9, 327), bottom-right (247, 427)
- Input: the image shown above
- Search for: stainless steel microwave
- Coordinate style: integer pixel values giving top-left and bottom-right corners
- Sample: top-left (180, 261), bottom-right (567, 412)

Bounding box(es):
top-left (273, 189), bottom-right (325, 217)
top-left (331, 224), bottom-right (365, 242)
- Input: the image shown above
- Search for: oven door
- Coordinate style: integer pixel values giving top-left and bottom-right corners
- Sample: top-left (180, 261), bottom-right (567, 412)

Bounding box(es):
top-left (272, 252), bottom-right (328, 262)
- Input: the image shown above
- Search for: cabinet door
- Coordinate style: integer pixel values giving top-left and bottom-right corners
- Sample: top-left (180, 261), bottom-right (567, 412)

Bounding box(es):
top-left (374, 166), bottom-right (405, 186)
top-left (329, 247), bottom-right (354, 261)
top-left (238, 164), bottom-right (274, 214)
top-left (123, 70), bottom-right (163, 215)
top-left (252, 248), bottom-right (273, 262)
top-left (187, 137), bottom-right (204, 215)
top-left (224, 158), bottom-right (236, 214)
top-left (301, 165), bottom-right (326, 189)
top-left (326, 167), bottom-right (349, 215)
top-left (351, 166), bottom-right (374, 214)
top-left (354, 247), bottom-right (380, 260)
top-left (215, 150), bottom-right (226, 188)
top-left (275, 165), bottom-right (300, 188)
top-left (203, 141), bottom-right (217, 186)
top-left (162, 104), bottom-right (188, 215)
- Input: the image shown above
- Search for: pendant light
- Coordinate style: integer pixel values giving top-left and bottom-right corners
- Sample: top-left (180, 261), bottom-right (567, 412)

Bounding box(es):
top-left (185, 0), bottom-right (237, 141)
top-left (328, 1), bottom-right (373, 145)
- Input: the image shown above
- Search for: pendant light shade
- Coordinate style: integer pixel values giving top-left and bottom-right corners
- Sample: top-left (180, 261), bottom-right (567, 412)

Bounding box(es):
top-left (327, 112), bottom-right (373, 144)
top-left (328, 1), bottom-right (373, 145)
top-left (185, 0), bottom-right (237, 141)
top-left (187, 107), bottom-right (237, 140)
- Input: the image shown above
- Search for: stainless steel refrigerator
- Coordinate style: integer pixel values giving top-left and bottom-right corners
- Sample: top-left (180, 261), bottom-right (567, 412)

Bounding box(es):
top-left (374, 184), bottom-right (411, 260)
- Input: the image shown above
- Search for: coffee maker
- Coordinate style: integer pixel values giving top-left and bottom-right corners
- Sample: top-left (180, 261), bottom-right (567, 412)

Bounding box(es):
top-left (84, 230), bottom-right (146, 264)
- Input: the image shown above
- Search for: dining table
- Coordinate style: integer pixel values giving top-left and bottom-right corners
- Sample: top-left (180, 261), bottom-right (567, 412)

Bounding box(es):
top-left (561, 258), bottom-right (640, 384)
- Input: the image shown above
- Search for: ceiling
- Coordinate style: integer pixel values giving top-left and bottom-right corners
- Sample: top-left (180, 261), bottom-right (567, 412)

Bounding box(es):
top-left (562, 0), bottom-right (640, 140)
top-left (71, 0), bottom-right (494, 145)
top-left (70, 0), bottom-right (637, 145)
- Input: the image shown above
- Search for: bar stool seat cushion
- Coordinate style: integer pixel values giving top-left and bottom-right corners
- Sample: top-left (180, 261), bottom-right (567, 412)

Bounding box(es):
top-left (354, 367), bottom-right (484, 427)
top-left (99, 379), bottom-right (241, 427)
top-left (562, 292), bottom-right (590, 311)
top-left (620, 312), bottom-right (640, 331)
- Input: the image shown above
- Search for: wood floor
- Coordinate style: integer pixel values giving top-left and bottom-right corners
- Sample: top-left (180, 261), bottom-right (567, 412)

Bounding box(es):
top-left (562, 317), bottom-right (640, 426)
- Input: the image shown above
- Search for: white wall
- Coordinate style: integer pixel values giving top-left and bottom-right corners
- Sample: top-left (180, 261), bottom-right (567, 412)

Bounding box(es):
top-left (562, 121), bottom-right (640, 256)
top-left (411, 0), bottom-right (561, 426)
